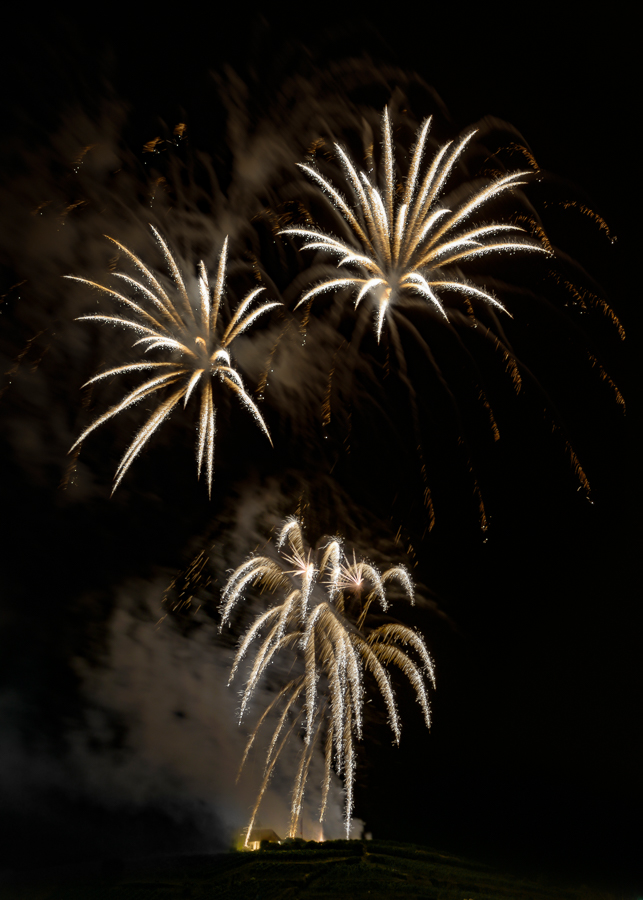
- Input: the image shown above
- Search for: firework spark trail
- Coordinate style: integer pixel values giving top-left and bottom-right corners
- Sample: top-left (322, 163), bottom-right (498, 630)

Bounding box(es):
top-left (67, 227), bottom-right (279, 495)
top-left (280, 107), bottom-right (550, 340)
top-left (276, 109), bottom-right (552, 532)
top-left (220, 517), bottom-right (434, 839)
top-left (278, 107), bottom-right (621, 515)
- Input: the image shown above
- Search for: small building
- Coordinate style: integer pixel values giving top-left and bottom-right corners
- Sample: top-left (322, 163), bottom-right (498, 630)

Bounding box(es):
top-left (237, 827), bottom-right (282, 851)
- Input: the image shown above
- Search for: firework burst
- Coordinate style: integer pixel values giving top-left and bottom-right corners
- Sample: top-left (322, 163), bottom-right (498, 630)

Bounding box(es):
top-left (277, 108), bottom-right (616, 524)
top-left (219, 517), bottom-right (435, 841)
top-left (281, 107), bottom-right (550, 341)
top-left (67, 227), bottom-right (279, 495)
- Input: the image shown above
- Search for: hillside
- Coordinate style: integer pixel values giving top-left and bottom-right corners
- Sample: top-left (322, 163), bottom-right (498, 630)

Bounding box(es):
top-left (2, 839), bottom-right (623, 899)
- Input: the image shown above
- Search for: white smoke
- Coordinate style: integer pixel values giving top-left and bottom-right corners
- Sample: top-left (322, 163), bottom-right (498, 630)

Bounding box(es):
top-left (68, 576), bottom-right (356, 844)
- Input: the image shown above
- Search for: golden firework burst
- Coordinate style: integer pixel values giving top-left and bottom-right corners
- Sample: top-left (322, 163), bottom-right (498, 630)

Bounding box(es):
top-left (281, 107), bottom-right (550, 341)
top-left (67, 227), bottom-right (279, 495)
top-left (220, 517), bottom-right (434, 840)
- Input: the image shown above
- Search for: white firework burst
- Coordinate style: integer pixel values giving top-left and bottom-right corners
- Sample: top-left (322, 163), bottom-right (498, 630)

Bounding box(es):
top-left (281, 106), bottom-right (550, 341)
top-left (220, 517), bottom-right (434, 841)
top-left (67, 227), bottom-right (279, 495)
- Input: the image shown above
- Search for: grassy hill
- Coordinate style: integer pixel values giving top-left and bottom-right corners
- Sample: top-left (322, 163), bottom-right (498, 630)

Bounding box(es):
top-left (2, 839), bottom-right (627, 899)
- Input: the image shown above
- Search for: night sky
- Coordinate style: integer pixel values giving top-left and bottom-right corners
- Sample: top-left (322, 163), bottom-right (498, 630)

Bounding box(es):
top-left (1, 8), bottom-right (640, 896)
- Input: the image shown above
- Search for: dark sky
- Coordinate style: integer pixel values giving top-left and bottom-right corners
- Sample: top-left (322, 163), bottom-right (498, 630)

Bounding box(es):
top-left (1, 8), bottom-right (640, 896)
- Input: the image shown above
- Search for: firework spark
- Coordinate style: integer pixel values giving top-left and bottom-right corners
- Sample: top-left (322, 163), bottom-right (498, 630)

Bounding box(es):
top-left (278, 109), bottom-right (611, 521)
top-left (281, 107), bottom-right (550, 341)
top-left (220, 517), bottom-right (435, 841)
top-left (67, 227), bottom-right (279, 495)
